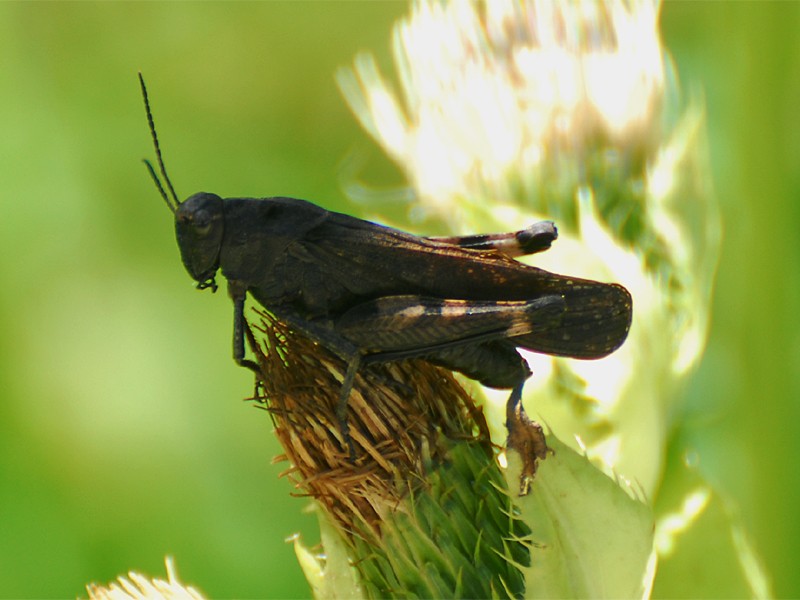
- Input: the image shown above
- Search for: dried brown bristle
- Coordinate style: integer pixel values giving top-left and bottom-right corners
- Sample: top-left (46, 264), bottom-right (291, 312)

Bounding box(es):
top-left (245, 308), bottom-right (493, 535)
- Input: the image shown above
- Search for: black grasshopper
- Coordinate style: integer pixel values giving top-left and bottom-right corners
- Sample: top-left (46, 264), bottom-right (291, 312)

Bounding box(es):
top-left (138, 74), bottom-right (632, 456)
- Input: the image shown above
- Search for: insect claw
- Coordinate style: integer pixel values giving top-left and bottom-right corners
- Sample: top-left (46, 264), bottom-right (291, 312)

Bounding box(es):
top-left (505, 382), bottom-right (550, 495)
top-left (336, 408), bottom-right (358, 463)
top-left (346, 436), bottom-right (357, 464)
top-left (197, 277), bottom-right (218, 293)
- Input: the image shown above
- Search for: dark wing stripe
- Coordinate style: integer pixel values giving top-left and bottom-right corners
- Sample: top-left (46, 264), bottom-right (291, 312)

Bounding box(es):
top-left (336, 295), bottom-right (565, 353)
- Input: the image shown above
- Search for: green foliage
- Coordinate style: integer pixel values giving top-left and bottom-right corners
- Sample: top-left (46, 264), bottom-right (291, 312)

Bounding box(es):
top-left (510, 436), bottom-right (654, 598)
top-left (350, 440), bottom-right (530, 599)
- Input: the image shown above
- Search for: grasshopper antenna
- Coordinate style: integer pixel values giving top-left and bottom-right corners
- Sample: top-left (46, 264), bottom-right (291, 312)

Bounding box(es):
top-left (138, 71), bottom-right (180, 213)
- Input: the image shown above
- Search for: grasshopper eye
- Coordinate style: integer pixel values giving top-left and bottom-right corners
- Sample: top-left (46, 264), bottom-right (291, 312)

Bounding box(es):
top-left (192, 209), bottom-right (212, 234)
top-left (176, 193), bottom-right (224, 236)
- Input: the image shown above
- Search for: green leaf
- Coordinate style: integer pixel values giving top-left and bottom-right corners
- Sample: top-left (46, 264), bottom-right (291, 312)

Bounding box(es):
top-left (507, 434), bottom-right (655, 599)
top-left (652, 447), bottom-right (771, 599)
top-left (293, 508), bottom-right (366, 600)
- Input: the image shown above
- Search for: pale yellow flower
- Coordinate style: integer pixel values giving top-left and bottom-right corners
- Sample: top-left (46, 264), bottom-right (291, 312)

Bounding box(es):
top-left (339, 0), bottom-right (721, 496)
top-left (85, 557), bottom-right (204, 600)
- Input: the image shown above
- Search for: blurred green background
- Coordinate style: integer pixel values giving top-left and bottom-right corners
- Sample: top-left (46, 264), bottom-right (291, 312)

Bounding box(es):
top-left (0, 2), bottom-right (797, 598)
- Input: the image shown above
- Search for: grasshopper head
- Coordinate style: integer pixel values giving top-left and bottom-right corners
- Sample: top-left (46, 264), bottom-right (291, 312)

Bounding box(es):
top-left (175, 192), bottom-right (224, 291)
top-left (138, 74), bottom-right (224, 293)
